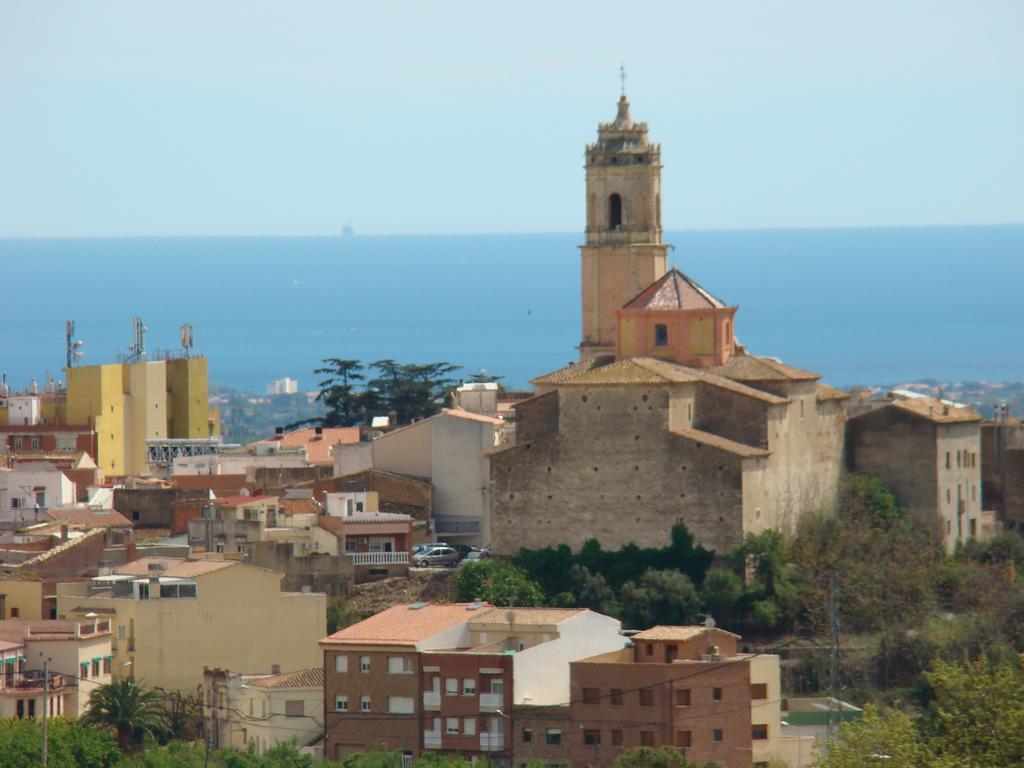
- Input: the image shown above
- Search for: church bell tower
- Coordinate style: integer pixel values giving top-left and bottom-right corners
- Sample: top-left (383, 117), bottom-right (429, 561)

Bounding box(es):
top-left (579, 87), bottom-right (669, 359)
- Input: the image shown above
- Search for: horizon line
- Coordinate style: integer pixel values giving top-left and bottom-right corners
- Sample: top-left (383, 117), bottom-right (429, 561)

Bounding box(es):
top-left (2, 221), bottom-right (1023, 241)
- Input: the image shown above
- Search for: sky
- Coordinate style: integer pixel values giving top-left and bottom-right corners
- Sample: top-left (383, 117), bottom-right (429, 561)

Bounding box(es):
top-left (1, 1), bottom-right (1022, 237)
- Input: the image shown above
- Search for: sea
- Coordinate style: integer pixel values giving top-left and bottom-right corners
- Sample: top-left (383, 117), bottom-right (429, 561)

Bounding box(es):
top-left (0, 225), bottom-right (1022, 392)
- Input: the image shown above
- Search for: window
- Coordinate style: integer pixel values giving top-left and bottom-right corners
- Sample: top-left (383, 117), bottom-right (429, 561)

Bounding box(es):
top-left (16, 699), bottom-right (24, 718)
top-left (522, 728), bottom-right (533, 743)
top-left (945, 452), bottom-right (951, 468)
top-left (388, 656), bottom-right (412, 674)
top-left (345, 539), bottom-right (358, 553)
top-left (463, 678), bottom-right (476, 695)
top-left (446, 717), bottom-right (460, 734)
top-left (102, 657), bottom-right (111, 674)
top-left (335, 696), bottom-right (348, 712)
top-left (957, 451), bottom-right (961, 467)
top-left (639, 688), bottom-right (654, 706)
top-left (584, 729), bottom-right (601, 746)
top-left (92, 659), bottom-right (100, 676)
top-left (611, 730), bottom-right (623, 746)
top-left (654, 324), bottom-right (669, 347)
top-left (583, 687), bottom-right (600, 705)
top-left (675, 688), bottom-right (690, 706)
top-left (608, 194), bottom-right (623, 229)
top-left (713, 729), bottom-right (723, 742)
top-left (645, 643), bottom-right (653, 656)
top-left (285, 700), bottom-right (304, 717)
top-left (676, 731), bottom-right (692, 748)
top-left (10, 608), bottom-right (19, 618)
top-left (712, 687), bottom-right (723, 701)
top-left (388, 697), bottom-right (414, 714)
top-left (335, 655), bottom-right (348, 673)
top-left (360, 656), bottom-right (370, 673)
top-left (752, 724), bottom-right (768, 740)
top-left (360, 696), bottom-right (371, 713)
top-left (13, 438), bottom-right (22, 451)
top-left (464, 718), bottom-right (476, 736)
top-left (640, 731), bottom-right (654, 747)
top-left (970, 518), bottom-right (978, 537)
top-left (611, 688), bottom-right (623, 705)
top-left (33, 488), bottom-right (43, 502)
top-left (28, 699), bottom-right (35, 718)
top-left (750, 683), bottom-right (767, 700)
top-left (80, 662), bottom-right (88, 680)
top-left (947, 489), bottom-right (951, 503)
top-left (445, 678), bottom-right (458, 696)
top-left (546, 730), bottom-right (561, 746)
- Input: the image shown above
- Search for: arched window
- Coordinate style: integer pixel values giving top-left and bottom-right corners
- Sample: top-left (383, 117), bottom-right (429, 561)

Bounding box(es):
top-left (608, 194), bottom-right (623, 230)
top-left (654, 324), bottom-right (669, 347)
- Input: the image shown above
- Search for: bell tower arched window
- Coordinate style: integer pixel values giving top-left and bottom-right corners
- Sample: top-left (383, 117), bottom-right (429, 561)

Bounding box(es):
top-left (608, 194), bottom-right (623, 230)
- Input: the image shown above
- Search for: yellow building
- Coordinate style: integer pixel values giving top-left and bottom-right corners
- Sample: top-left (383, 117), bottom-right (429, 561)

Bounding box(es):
top-left (63, 356), bottom-right (219, 476)
top-left (56, 557), bottom-right (326, 692)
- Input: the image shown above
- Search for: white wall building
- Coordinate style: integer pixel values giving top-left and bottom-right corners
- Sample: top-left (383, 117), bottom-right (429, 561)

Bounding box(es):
top-left (0, 467), bottom-right (76, 526)
top-left (267, 378), bottom-right (300, 395)
top-left (333, 409), bottom-right (502, 547)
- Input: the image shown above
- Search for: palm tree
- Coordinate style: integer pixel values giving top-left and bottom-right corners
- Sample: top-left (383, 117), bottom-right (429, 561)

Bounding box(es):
top-left (81, 679), bottom-right (170, 752)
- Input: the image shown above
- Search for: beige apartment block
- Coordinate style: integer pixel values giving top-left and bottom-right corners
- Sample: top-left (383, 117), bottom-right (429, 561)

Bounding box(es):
top-left (204, 667), bottom-right (324, 755)
top-left (56, 557), bottom-right (325, 692)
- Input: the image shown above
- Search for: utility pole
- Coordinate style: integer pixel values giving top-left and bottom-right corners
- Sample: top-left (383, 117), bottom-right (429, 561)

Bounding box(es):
top-left (826, 572), bottom-right (840, 743)
top-left (41, 658), bottom-right (49, 767)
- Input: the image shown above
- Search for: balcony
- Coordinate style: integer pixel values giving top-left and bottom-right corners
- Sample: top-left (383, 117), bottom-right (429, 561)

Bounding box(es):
top-left (479, 692), bottom-right (502, 712)
top-left (423, 730), bottom-right (442, 749)
top-left (423, 691), bottom-right (440, 710)
top-left (480, 732), bottom-right (504, 751)
top-left (0, 672), bottom-right (69, 694)
top-left (347, 551), bottom-right (409, 566)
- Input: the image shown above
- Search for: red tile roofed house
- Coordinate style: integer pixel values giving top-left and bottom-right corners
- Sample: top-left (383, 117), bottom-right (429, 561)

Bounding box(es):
top-left (255, 427), bottom-right (361, 466)
top-left (0, 424), bottom-right (97, 465)
top-left (570, 625), bottom-right (812, 768)
top-left (320, 602), bottom-right (491, 762)
top-left (40, 505), bottom-right (132, 530)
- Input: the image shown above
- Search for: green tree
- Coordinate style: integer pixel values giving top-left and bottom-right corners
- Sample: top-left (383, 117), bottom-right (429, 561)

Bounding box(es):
top-left (700, 568), bottom-right (744, 627)
top-left (620, 569), bottom-right (701, 629)
top-left (367, 360), bottom-right (460, 425)
top-left (611, 745), bottom-right (720, 768)
top-left (327, 597), bottom-right (364, 635)
top-left (453, 559), bottom-right (544, 606)
top-left (314, 358), bottom-right (366, 427)
top-left (82, 679), bottom-right (171, 752)
top-left (921, 656), bottom-right (1024, 767)
top-left (0, 717), bottom-right (120, 768)
top-left (813, 706), bottom-right (937, 768)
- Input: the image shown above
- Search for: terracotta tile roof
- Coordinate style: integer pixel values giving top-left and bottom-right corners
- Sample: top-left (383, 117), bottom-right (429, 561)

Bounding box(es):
top-left (633, 625), bottom-right (740, 641)
top-left (670, 428), bottom-right (769, 458)
top-left (245, 667), bottom-right (323, 689)
top-left (280, 498), bottom-right (320, 515)
top-left (43, 505), bottom-right (132, 529)
top-left (320, 602), bottom-right (490, 647)
top-left (257, 427), bottom-right (360, 465)
top-left (622, 268), bottom-right (726, 310)
top-left (707, 354), bottom-right (820, 382)
top-left (440, 408), bottom-right (503, 426)
top-left (213, 495), bottom-right (276, 506)
top-left (816, 383), bottom-right (850, 401)
top-left (531, 356), bottom-right (616, 386)
top-left (888, 397), bottom-right (981, 424)
top-left (469, 607), bottom-right (586, 627)
top-left (539, 357), bottom-right (787, 405)
top-left (15, 528), bottom-right (107, 568)
top-left (114, 557), bottom-right (238, 579)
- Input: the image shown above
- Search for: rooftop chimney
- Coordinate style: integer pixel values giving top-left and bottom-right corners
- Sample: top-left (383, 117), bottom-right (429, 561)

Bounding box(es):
top-left (60, 524), bottom-right (69, 542)
top-left (314, 426), bottom-right (324, 437)
top-left (274, 426), bottom-right (284, 436)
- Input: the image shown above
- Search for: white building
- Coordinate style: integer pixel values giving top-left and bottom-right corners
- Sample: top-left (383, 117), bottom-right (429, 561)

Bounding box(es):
top-left (333, 409), bottom-right (502, 547)
top-left (267, 378), bottom-right (300, 395)
top-left (0, 467), bottom-right (76, 527)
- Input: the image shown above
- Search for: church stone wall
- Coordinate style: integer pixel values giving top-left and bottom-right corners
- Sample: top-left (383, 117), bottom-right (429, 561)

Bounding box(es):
top-left (490, 385), bottom-right (745, 555)
top-left (693, 383), bottom-right (770, 450)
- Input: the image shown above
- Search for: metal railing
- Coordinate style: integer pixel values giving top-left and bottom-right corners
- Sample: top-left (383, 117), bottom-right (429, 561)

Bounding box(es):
top-left (346, 551), bottom-right (409, 566)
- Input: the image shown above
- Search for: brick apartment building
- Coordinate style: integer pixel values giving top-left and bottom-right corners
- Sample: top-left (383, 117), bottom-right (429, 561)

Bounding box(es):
top-left (570, 625), bottom-right (808, 768)
top-left (320, 603), bottom-right (627, 766)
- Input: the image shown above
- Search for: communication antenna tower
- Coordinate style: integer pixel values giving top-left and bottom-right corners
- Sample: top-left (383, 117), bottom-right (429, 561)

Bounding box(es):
top-left (127, 316), bottom-right (147, 362)
top-left (180, 323), bottom-right (195, 358)
top-left (65, 321), bottom-right (85, 368)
